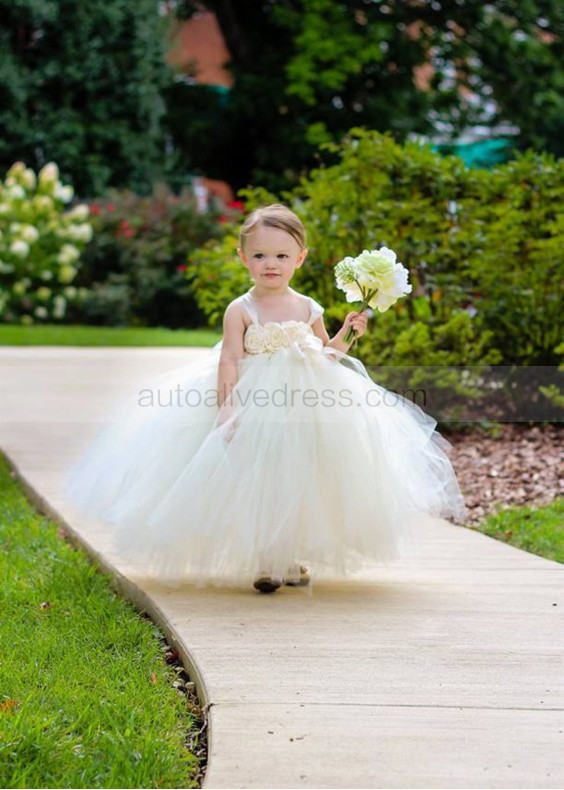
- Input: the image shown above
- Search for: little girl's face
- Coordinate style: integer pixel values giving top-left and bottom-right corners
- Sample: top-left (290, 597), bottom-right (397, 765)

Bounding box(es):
top-left (238, 225), bottom-right (307, 288)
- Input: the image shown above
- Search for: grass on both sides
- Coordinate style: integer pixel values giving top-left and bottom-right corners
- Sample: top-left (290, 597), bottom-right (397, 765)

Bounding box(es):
top-left (471, 497), bottom-right (564, 564)
top-left (0, 473), bottom-right (561, 789)
top-left (0, 322), bottom-right (222, 347)
top-left (0, 452), bottom-right (203, 790)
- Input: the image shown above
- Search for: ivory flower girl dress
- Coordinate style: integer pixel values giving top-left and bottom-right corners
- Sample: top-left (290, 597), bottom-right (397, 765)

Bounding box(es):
top-left (65, 288), bottom-right (467, 592)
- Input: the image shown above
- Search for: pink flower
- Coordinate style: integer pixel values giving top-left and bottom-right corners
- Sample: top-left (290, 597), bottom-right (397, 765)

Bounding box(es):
top-left (115, 227), bottom-right (134, 238)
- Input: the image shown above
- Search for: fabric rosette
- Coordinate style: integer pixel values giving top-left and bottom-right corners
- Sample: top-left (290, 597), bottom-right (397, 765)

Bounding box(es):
top-left (334, 247), bottom-right (412, 344)
top-left (244, 321), bottom-right (314, 355)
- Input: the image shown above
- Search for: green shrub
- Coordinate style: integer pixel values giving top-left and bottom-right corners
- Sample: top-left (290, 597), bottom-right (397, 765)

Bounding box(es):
top-left (539, 341), bottom-right (564, 409)
top-left (65, 273), bottom-right (132, 327)
top-left (72, 182), bottom-right (237, 329)
top-left (187, 231), bottom-right (252, 329)
top-left (186, 130), bottom-right (563, 372)
top-left (457, 152), bottom-right (563, 365)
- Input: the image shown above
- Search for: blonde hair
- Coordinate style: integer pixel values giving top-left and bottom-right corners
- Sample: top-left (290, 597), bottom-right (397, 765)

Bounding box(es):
top-left (239, 204), bottom-right (307, 252)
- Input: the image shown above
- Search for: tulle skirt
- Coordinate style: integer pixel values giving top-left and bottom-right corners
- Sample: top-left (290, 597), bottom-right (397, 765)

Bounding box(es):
top-left (65, 339), bottom-right (467, 592)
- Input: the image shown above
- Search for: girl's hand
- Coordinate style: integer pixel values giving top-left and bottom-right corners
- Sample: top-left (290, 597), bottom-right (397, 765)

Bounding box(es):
top-left (342, 310), bottom-right (369, 339)
top-left (217, 400), bottom-right (238, 444)
top-left (224, 416), bottom-right (238, 444)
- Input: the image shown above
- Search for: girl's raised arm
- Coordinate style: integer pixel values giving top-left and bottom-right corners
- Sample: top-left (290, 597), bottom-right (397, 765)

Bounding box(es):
top-left (217, 301), bottom-right (246, 412)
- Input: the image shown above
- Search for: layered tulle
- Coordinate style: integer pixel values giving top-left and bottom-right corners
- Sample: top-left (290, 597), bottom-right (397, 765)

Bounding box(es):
top-left (65, 328), bottom-right (467, 593)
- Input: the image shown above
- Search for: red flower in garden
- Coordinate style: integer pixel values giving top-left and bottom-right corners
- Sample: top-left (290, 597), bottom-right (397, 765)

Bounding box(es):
top-left (106, 203), bottom-right (115, 211)
top-left (90, 204), bottom-right (101, 215)
top-left (114, 219), bottom-right (135, 238)
top-left (115, 226), bottom-right (134, 238)
top-left (227, 200), bottom-right (245, 211)
top-left (218, 215), bottom-right (229, 223)
top-left (177, 264), bottom-right (187, 273)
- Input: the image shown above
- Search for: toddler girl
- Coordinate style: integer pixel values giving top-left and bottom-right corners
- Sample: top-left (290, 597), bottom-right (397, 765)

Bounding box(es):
top-left (66, 203), bottom-right (467, 596)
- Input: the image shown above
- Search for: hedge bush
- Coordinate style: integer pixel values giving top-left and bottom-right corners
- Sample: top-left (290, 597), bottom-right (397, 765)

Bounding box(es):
top-left (65, 182), bottom-right (243, 328)
top-left (186, 129), bottom-right (563, 371)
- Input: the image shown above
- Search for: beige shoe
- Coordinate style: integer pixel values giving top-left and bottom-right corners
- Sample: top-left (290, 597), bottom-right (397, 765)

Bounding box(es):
top-left (283, 564), bottom-right (311, 587)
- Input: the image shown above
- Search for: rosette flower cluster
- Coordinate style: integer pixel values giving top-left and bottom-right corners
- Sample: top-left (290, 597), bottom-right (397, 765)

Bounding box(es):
top-left (244, 320), bottom-right (314, 354)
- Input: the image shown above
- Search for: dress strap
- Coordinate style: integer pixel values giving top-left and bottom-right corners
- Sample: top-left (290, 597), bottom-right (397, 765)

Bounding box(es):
top-left (240, 291), bottom-right (258, 324)
top-left (308, 296), bottom-right (325, 325)
top-left (241, 290), bottom-right (323, 325)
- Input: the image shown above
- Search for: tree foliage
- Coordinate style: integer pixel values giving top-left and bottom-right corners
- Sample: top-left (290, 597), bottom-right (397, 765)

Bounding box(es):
top-left (172, 0), bottom-right (563, 192)
top-left (0, 0), bottom-right (173, 198)
top-left (1, 1), bottom-right (561, 199)
top-left (187, 130), bottom-right (563, 370)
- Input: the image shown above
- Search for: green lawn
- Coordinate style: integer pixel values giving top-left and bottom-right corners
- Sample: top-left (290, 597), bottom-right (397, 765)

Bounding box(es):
top-left (473, 497), bottom-right (564, 563)
top-left (0, 323), bottom-right (222, 347)
top-left (0, 452), bottom-right (203, 789)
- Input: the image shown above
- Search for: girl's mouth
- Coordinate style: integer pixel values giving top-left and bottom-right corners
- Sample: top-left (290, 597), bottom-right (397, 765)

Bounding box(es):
top-left (264, 273), bottom-right (280, 278)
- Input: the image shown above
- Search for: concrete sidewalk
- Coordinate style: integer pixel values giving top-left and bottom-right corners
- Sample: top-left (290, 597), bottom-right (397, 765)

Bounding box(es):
top-left (1, 345), bottom-right (562, 789)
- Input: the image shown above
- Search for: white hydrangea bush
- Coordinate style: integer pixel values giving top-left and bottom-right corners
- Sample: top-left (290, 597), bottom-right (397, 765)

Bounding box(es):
top-left (0, 161), bottom-right (93, 324)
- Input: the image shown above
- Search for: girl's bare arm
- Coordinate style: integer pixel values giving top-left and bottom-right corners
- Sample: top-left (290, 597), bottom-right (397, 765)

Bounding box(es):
top-left (217, 301), bottom-right (246, 412)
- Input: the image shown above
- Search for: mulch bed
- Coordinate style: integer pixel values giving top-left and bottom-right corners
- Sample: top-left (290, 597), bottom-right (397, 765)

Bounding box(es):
top-left (443, 423), bottom-right (562, 527)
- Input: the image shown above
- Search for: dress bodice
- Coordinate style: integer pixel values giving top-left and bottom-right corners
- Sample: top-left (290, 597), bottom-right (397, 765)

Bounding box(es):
top-left (240, 290), bottom-right (324, 355)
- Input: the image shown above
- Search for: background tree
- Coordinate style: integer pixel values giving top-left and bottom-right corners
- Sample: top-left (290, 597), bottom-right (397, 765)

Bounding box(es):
top-left (427, 1), bottom-right (564, 156)
top-left (170, 0), bottom-right (563, 192)
top-left (1, 1), bottom-right (560, 198)
top-left (0, 0), bottom-right (174, 198)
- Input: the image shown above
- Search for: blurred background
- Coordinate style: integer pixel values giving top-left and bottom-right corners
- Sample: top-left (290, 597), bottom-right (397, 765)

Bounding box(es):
top-left (0, 0), bottom-right (562, 425)
top-left (3, 1), bottom-right (563, 198)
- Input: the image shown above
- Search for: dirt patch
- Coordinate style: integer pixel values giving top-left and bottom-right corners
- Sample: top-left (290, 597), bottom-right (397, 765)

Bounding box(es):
top-left (444, 423), bottom-right (562, 527)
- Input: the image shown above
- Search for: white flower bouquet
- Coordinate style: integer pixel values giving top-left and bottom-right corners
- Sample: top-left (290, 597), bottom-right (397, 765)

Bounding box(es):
top-left (334, 247), bottom-right (412, 344)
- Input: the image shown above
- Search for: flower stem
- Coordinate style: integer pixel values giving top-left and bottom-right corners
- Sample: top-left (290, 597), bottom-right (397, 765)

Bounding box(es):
top-left (343, 290), bottom-right (376, 345)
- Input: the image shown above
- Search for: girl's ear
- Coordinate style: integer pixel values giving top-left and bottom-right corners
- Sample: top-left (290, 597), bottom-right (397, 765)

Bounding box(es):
top-left (298, 248), bottom-right (308, 265)
top-left (237, 247), bottom-right (247, 264)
